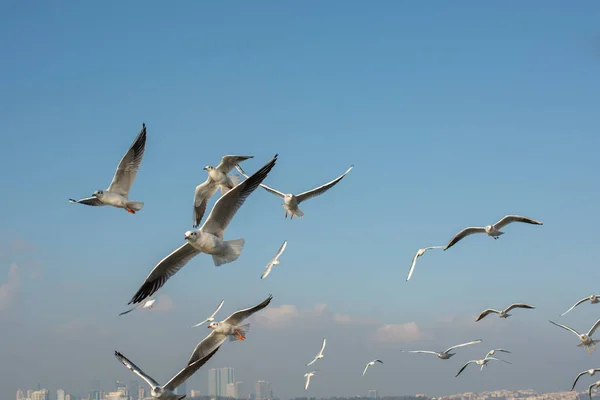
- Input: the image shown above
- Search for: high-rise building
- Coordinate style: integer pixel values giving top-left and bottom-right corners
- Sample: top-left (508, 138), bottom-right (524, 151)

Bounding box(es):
top-left (57, 389), bottom-right (66, 400)
top-left (368, 390), bottom-right (378, 399)
top-left (208, 367), bottom-right (235, 397)
top-left (26, 390), bottom-right (33, 399)
top-left (208, 368), bottom-right (219, 397)
top-left (220, 368), bottom-right (235, 397)
top-left (90, 390), bottom-right (102, 400)
top-left (17, 389), bottom-right (25, 400)
top-left (32, 389), bottom-right (48, 400)
top-left (234, 382), bottom-right (244, 400)
top-left (225, 383), bottom-right (236, 398)
top-left (190, 390), bottom-right (201, 398)
top-left (65, 395), bottom-right (71, 400)
top-left (255, 381), bottom-right (268, 400)
top-left (137, 387), bottom-right (145, 400)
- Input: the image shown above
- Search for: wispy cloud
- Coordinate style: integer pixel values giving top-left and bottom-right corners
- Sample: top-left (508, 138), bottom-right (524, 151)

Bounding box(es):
top-left (0, 263), bottom-right (20, 312)
top-left (152, 295), bottom-right (174, 312)
top-left (373, 322), bottom-right (426, 343)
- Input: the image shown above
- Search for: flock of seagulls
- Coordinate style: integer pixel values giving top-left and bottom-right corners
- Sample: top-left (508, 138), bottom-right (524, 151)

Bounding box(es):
top-left (67, 123), bottom-right (600, 397)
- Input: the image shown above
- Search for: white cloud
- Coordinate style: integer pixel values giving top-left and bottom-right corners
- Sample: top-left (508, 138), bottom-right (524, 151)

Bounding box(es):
top-left (152, 295), bottom-right (175, 312)
top-left (0, 263), bottom-right (20, 312)
top-left (373, 322), bottom-right (425, 343)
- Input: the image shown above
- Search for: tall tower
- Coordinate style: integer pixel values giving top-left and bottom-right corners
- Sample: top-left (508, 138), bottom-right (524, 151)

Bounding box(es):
top-left (57, 389), bottom-right (66, 400)
top-left (219, 368), bottom-right (235, 398)
top-left (208, 368), bottom-right (220, 397)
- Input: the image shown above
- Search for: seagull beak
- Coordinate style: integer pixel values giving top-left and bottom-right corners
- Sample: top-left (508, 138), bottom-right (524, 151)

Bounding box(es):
top-left (203, 167), bottom-right (208, 171)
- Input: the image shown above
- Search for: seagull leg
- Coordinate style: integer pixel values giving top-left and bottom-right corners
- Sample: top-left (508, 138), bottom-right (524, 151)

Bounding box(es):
top-left (234, 329), bottom-right (246, 341)
top-left (126, 208), bottom-right (135, 214)
top-left (587, 346), bottom-right (591, 354)
top-left (290, 213), bottom-right (294, 220)
top-left (285, 211), bottom-right (288, 219)
top-left (594, 343), bottom-right (597, 351)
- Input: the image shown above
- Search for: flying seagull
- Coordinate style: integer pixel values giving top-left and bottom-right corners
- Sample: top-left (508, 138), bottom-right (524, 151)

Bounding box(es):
top-left (119, 298), bottom-right (156, 316)
top-left (362, 360), bottom-right (383, 376)
top-left (127, 155), bottom-right (278, 305)
top-left (572, 368), bottom-right (600, 391)
top-left (186, 295), bottom-right (273, 365)
top-left (402, 339), bottom-right (482, 360)
top-left (549, 319), bottom-right (600, 354)
top-left (589, 381), bottom-right (600, 400)
top-left (306, 338), bottom-right (327, 366)
top-left (475, 303), bottom-right (535, 322)
top-left (191, 299), bottom-right (225, 327)
top-left (406, 246), bottom-right (444, 281)
top-left (193, 155), bottom-right (253, 227)
top-left (561, 295), bottom-right (600, 317)
top-left (304, 371), bottom-right (318, 390)
top-left (444, 215), bottom-right (543, 250)
top-left (114, 345), bottom-right (220, 400)
top-left (455, 357), bottom-right (511, 377)
top-left (69, 122), bottom-right (147, 214)
top-left (235, 164), bottom-right (353, 219)
top-left (261, 241), bottom-right (288, 279)
top-left (481, 349), bottom-right (511, 370)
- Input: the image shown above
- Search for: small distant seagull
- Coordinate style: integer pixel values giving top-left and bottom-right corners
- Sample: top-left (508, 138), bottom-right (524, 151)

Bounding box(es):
top-left (235, 164), bottom-right (353, 219)
top-left (589, 381), bottom-right (600, 400)
top-left (475, 303), bottom-right (535, 322)
top-left (406, 246), bottom-right (444, 281)
top-left (119, 298), bottom-right (156, 316)
top-left (306, 338), bottom-right (327, 366)
top-left (185, 295), bottom-right (273, 366)
top-left (69, 123), bottom-right (147, 214)
top-left (127, 155), bottom-right (278, 305)
top-left (455, 357), bottom-right (511, 377)
top-left (481, 349), bottom-right (511, 370)
top-left (571, 368), bottom-right (600, 391)
top-left (261, 241), bottom-right (287, 279)
top-left (362, 360), bottom-right (383, 376)
top-left (444, 215), bottom-right (543, 250)
top-left (114, 345), bottom-right (220, 400)
top-left (402, 339), bottom-right (482, 360)
top-left (549, 319), bottom-right (600, 354)
top-left (193, 155), bottom-right (253, 228)
top-left (561, 295), bottom-right (600, 317)
top-left (304, 371), bottom-right (318, 390)
top-left (191, 299), bottom-right (225, 327)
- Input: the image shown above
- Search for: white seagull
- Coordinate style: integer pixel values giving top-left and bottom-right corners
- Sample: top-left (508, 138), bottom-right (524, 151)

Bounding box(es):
top-left (304, 371), bottom-right (318, 390)
top-left (261, 241), bottom-right (288, 279)
top-left (114, 345), bottom-right (220, 400)
top-left (549, 319), bottom-right (600, 354)
top-left (362, 359), bottom-right (383, 376)
top-left (69, 122), bottom-right (147, 214)
top-left (119, 298), bottom-right (156, 316)
top-left (443, 215), bottom-right (543, 250)
top-left (406, 246), bottom-right (444, 281)
top-left (191, 299), bottom-right (225, 327)
top-left (402, 339), bottom-right (482, 360)
top-left (185, 295), bottom-right (273, 365)
top-left (589, 381), bottom-right (600, 400)
top-left (481, 349), bottom-right (511, 370)
top-left (127, 155), bottom-right (278, 305)
top-left (306, 338), bottom-right (327, 366)
top-left (561, 295), bottom-right (600, 317)
top-left (235, 164), bottom-right (353, 219)
top-left (455, 356), bottom-right (511, 377)
top-left (475, 303), bottom-right (535, 322)
top-left (572, 368), bottom-right (600, 391)
top-left (193, 155), bottom-right (253, 227)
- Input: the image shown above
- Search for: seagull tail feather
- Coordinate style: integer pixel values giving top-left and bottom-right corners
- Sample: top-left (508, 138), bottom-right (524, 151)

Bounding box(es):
top-left (126, 201), bottom-right (144, 211)
top-left (229, 324), bottom-right (250, 342)
top-left (212, 238), bottom-right (245, 267)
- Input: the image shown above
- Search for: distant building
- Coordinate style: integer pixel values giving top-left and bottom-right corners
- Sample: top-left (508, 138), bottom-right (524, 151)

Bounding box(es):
top-left (208, 367), bottom-right (235, 397)
top-left (57, 389), bottom-right (66, 400)
top-left (368, 390), bottom-right (378, 399)
top-left (137, 387), bottom-right (145, 400)
top-left (17, 389), bottom-right (25, 400)
top-left (190, 390), bottom-right (201, 398)
top-left (32, 389), bottom-right (49, 400)
top-left (65, 395), bottom-right (71, 400)
top-left (107, 391), bottom-right (127, 400)
top-left (235, 382), bottom-right (245, 399)
top-left (225, 383), bottom-right (236, 398)
top-left (255, 381), bottom-right (269, 400)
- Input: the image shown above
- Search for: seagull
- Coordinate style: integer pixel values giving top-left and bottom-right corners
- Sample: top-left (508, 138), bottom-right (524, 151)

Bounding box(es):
top-left (549, 319), bottom-right (600, 354)
top-left (402, 339), bottom-right (482, 360)
top-left (69, 123), bottom-right (147, 214)
top-left (235, 164), bottom-right (353, 219)
top-left (306, 338), bottom-right (327, 366)
top-left (571, 368), bottom-right (600, 391)
top-left (185, 295), bottom-right (273, 365)
top-left (481, 349), bottom-right (511, 370)
top-left (443, 215), bottom-right (543, 250)
top-left (406, 246), bottom-right (444, 281)
top-left (191, 299), bottom-right (225, 327)
top-left (261, 241), bottom-right (287, 279)
top-left (362, 360), bottom-right (383, 376)
top-left (193, 155), bottom-right (253, 228)
top-left (455, 357), bottom-right (511, 377)
top-left (589, 381), bottom-right (600, 400)
top-left (561, 295), bottom-right (600, 317)
top-left (114, 345), bottom-right (220, 400)
top-left (127, 155), bottom-right (278, 305)
top-left (475, 303), bottom-right (535, 321)
top-left (119, 298), bottom-right (156, 316)
top-left (304, 371), bottom-right (318, 390)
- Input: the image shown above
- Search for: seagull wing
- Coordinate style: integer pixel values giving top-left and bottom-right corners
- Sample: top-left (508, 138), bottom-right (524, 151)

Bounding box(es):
top-left (262, 241), bottom-right (287, 279)
top-left (128, 242), bottom-right (201, 305)
top-left (406, 250), bottom-right (421, 282)
top-left (505, 303), bottom-right (535, 312)
top-left (587, 319), bottom-right (600, 336)
top-left (261, 264), bottom-right (273, 280)
top-left (475, 309), bottom-right (500, 322)
top-left (444, 227), bottom-right (486, 250)
top-left (274, 240), bottom-right (288, 260)
top-left (118, 304), bottom-right (141, 316)
top-left (193, 179), bottom-right (219, 228)
top-left (318, 338), bottom-right (327, 355)
top-left (69, 197), bottom-right (105, 206)
top-left (306, 357), bottom-right (318, 367)
top-left (486, 356), bottom-right (512, 364)
top-left (589, 383), bottom-right (596, 400)
top-left (107, 123), bottom-right (147, 197)
top-left (406, 350), bottom-right (440, 356)
top-left (114, 351), bottom-right (159, 388)
top-left (235, 164), bottom-right (286, 198)
top-left (295, 165), bottom-right (353, 204)
top-left (210, 299), bottom-right (225, 319)
top-left (561, 297), bottom-right (592, 317)
top-left (494, 215), bottom-right (543, 230)
top-left (201, 155), bottom-right (278, 237)
top-left (444, 339), bottom-right (482, 354)
top-left (304, 374), bottom-right (311, 390)
top-left (186, 330), bottom-right (228, 366)
top-left (549, 320), bottom-right (582, 336)
top-left (165, 345), bottom-right (221, 391)
top-left (375, 359), bottom-right (383, 363)
top-left (191, 318), bottom-right (209, 328)
top-left (362, 364), bottom-right (370, 376)
top-left (216, 155), bottom-right (253, 174)
top-left (223, 294), bottom-right (273, 326)
top-left (571, 370), bottom-right (594, 391)
top-left (455, 361), bottom-right (475, 377)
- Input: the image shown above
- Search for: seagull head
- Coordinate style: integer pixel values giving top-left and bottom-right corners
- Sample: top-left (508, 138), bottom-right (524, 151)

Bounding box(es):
top-left (207, 321), bottom-right (218, 329)
top-left (203, 166), bottom-right (214, 171)
top-left (184, 230), bottom-right (198, 241)
top-left (92, 190), bottom-right (104, 198)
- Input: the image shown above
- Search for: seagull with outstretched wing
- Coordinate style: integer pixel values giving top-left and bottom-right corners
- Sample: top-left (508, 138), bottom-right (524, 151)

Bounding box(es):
top-left (119, 298), bottom-right (156, 316)
top-left (406, 246), bottom-right (444, 281)
top-left (572, 368), bottom-right (600, 391)
top-left (402, 339), bottom-right (482, 360)
top-left (191, 299), bottom-right (225, 327)
top-left (261, 241), bottom-right (288, 279)
top-left (362, 359), bottom-right (383, 376)
top-left (549, 319), bottom-right (600, 354)
top-left (561, 295), bottom-right (600, 317)
top-left (475, 303), bottom-right (535, 321)
top-left (306, 338), bottom-right (327, 366)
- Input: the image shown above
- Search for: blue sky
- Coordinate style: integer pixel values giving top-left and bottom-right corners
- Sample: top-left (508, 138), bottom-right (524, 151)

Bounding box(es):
top-left (1, 1), bottom-right (600, 399)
